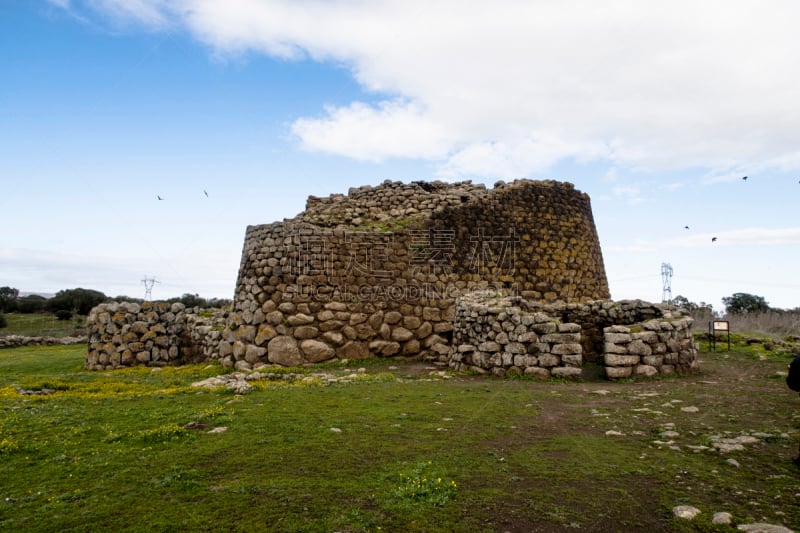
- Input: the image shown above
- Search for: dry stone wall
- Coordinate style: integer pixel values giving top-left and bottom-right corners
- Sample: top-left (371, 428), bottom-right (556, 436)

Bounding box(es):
top-left (85, 301), bottom-right (226, 370)
top-left (0, 335), bottom-right (86, 349)
top-left (603, 319), bottom-right (697, 379)
top-left (83, 178), bottom-right (698, 380)
top-left (224, 179), bottom-right (609, 370)
top-left (449, 291), bottom-right (698, 379)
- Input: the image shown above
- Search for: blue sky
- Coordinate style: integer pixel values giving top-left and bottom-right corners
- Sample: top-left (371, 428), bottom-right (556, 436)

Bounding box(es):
top-left (2, 1), bottom-right (800, 311)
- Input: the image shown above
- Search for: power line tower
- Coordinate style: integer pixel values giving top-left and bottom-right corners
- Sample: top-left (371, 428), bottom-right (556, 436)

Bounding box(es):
top-left (661, 262), bottom-right (673, 304)
top-left (141, 276), bottom-right (160, 301)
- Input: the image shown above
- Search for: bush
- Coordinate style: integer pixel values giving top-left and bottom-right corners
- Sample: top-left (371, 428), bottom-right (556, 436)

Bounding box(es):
top-left (55, 310), bottom-right (73, 321)
top-left (0, 313), bottom-right (7, 329)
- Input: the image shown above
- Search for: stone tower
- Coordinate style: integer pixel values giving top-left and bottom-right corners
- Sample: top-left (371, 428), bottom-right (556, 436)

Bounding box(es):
top-left (221, 179), bottom-right (609, 368)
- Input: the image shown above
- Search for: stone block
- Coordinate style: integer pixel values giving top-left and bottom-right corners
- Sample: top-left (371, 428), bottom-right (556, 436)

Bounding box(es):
top-left (561, 353), bottom-right (582, 367)
top-left (391, 327), bottom-right (415, 342)
top-left (605, 332), bottom-right (632, 344)
top-left (286, 313), bottom-right (314, 327)
top-left (551, 367), bottom-right (582, 379)
top-left (254, 324), bottom-right (278, 346)
top-left (557, 322), bottom-right (581, 333)
top-left (642, 355), bottom-right (663, 367)
top-left (634, 364), bottom-right (658, 378)
top-left (245, 344), bottom-right (267, 364)
top-left (321, 331), bottom-right (345, 346)
top-left (369, 340), bottom-right (401, 357)
top-left (337, 341), bottom-right (370, 360)
top-left (659, 364), bottom-right (676, 375)
top-left (524, 366), bottom-right (550, 379)
top-left (300, 339), bottom-right (335, 363)
top-left (551, 343), bottom-right (582, 355)
top-left (605, 366), bottom-right (633, 379)
top-left (532, 322), bottom-right (557, 334)
top-left (293, 326), bottom-right (319, 340)
top-left (514, 354), bottom-right (537, 367)
top-left (383, 311), bottom-right (402, 324)
top-left (603, 341), bottom-right (628, 354)
top-left (632, 331), bottom-right (659, 343)
top-left (402, 339), bottom-right (421, 355)
top-left (506, 342), bottom-right (527, 354)
top-left (267, 336), bottom-right (303, 367)
top-left (415, 321), bottom-right (433, 339)
top-left (538, 354), bottom-right (561, 367)
top-left (541, 333), bottom-right (580, 343)
top-left (604, 353), bottom-right (640, 366)
top-left (478, 341), bottom-right (501, 353)
top-left (403, 316), bottom-right (421, 329)
top-left (627, 339), bottom-right (652, 356)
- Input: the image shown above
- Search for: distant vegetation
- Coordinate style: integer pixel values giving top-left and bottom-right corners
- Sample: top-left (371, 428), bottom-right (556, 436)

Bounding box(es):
top-left (0, 286), bottom-right (231, 334)
top-left (674, 292), bottom-right (800, 338)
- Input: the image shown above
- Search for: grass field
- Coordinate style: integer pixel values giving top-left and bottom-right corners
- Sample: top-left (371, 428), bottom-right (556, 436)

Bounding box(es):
top-left (0, 313), bottom-right (86, 338)
top-left (1, 344), bottom-right (798, 532)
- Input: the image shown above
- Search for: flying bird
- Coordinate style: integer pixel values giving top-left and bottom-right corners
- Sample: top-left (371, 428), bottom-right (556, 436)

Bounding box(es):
top-left (742, 176), bottom-right (748, 180)
top-left (204, 190), bottom-right (208, 197)
top-left (684, 225), bottom-right (690, 230)
top-left (712, 237), bottom-right (718, 242)
top-left (157, 195), bottom-right (164, 201)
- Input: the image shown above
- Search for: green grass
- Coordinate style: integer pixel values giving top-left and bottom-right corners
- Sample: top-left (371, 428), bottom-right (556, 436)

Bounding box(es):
top-left (1, 345), bottom-right (799, 532)
top-left (1, 313), bottom-right (85, 338)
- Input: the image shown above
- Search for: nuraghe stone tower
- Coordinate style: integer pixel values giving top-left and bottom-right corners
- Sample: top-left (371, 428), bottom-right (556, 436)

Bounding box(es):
top-left (222, 179), bottom-right (610, 368)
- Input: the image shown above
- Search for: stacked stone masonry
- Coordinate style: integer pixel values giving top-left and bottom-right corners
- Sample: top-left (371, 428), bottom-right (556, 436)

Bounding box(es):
top-left (449, 290), bottom-right (698, 379)
top-left (0, 335), bottom-right (86, 349)
top-left (224, 179), bottom-right (609, 371)
top-left (86, 301), bottom-right (226, 370)
top-left (83, 178), bottom-right (698, 379)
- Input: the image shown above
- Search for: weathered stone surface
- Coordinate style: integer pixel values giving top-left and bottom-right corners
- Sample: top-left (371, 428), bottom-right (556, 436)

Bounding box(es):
top-left (557, 322), bottom-right (581, 333)
top-left (551, 367), bottom-right (582, 379)
top-left (605, 366), bottom-right (633, 379)
top-left (524, 366), bottom-right (550, 379)
top-left (390, 327), bottom-right (415, 342)
top-left (627, 339), bottom-right (653, 356)
top-left (672, 505), bottom-right (701, 520)
top-left (605, 332), bottom-right (632, 344)
top-left (383, 311), bottom-right (402, 325)
top-left (287, 313), bottom-right (315, 326)
top-left (551, 343), bottom-right (582, 355)
top-left (369, 340), bottom-right (401, 357)
top-left (300, 339), bottom-right (335, 363)
top-left (538, 354), bottom-right (560, 367)
top-left (267, 336), bottom-right (303, 366)
top-left (337, 340), bottom-right (370, 359)
top-left (254, 324), bottom-right (278, 345)
top-left (634, 364), bottom-right (658, 378)
top-left (604, 354), bottom-right (641, 367)
top-left (293, 326), bottom-right (319, 340)
top-left (245, 344), bottom-right (267, 364)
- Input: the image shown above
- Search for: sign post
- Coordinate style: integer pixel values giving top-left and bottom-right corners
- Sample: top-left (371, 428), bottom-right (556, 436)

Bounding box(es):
top-left (708, 320), bottom-right (730, 352)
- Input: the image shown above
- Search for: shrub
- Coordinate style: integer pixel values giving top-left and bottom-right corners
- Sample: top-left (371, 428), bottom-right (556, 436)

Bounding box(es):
top-left (0, 313), bottom-right (7, 329)
top-left (55, 310), bottom-right (72, 321)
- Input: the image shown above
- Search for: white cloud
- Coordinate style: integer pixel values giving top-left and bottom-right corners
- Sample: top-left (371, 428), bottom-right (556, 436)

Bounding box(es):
top-left (611, 184), bottom-right (644, 205)
top-left (65, 0), bottom-right (800, 178)
top-left (291, 100), bottom-right (453, 161)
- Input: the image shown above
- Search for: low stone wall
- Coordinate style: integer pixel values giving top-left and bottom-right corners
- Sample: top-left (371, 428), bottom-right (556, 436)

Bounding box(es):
top-left (0, 335), bottom-right (87, 349)
top-left (217, 299), bottom-right (453, 371)
top-left (603, 318), bottom-right (697, 379)
top-left (84, 293), bottom-right (698, 380)
top-left (85, 302), bottom-right (226, 370)
top-left (447, 290), bottom-right (698, 380)
top-left (450, 292), bottom-right (583, 379)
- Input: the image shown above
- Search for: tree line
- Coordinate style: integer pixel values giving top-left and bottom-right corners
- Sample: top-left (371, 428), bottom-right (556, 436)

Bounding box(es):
top-left (0, 286), bottom-right (231, 326)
